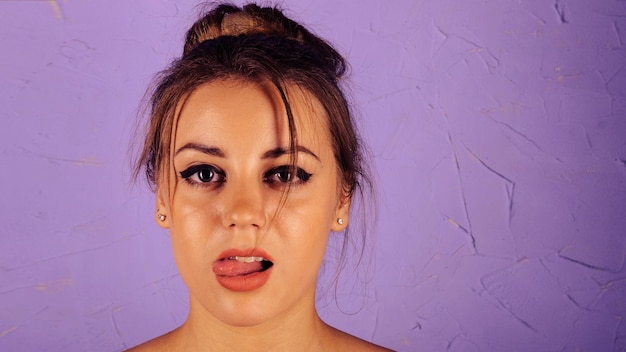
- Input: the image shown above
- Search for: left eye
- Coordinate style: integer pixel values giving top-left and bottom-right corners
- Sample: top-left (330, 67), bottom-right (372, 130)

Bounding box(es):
top-left (179, 164), bottom-right (225, 185)
top-left (265, 166), bottom-right (312, 184)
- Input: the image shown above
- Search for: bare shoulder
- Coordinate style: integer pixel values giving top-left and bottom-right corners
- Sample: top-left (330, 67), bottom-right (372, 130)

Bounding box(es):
top-left (124, 338), bottom-right (164, 352)
top-left (124, 330), bottom-right (176, 352)
top-left (331, 328), bottom-right (394, 351)
top-left (343, 335), bottom-right (394, 351)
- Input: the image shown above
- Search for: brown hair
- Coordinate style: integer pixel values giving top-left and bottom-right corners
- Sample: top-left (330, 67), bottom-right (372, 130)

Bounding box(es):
top-left (134, 2), bottom-right (372, 279)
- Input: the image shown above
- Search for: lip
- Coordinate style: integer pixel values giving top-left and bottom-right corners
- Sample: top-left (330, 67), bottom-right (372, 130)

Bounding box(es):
top-left (213, 248), bottom-right (274, 292)
top-left (215, 248), bottom-right (274, 262)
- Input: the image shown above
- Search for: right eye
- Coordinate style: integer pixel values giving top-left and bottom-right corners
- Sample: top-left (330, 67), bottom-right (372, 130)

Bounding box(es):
top-left (179, 164), bottom-right (225, 186)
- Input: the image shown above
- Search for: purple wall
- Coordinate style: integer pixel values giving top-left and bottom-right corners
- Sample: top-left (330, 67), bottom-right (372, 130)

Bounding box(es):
top-left (1, 1), bottom-right (625, 351)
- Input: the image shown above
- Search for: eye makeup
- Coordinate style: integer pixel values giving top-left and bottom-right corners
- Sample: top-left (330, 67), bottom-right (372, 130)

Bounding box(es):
top-left (264, 165), bottom-right (312, 184)
top-left (179, 164), bottom-right (226, 187)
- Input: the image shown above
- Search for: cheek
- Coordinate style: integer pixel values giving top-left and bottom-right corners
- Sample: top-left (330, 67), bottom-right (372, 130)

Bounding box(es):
top-left (167, 200), bottom-right (221, 297)
top-left (170, 187), bottom-right (221, 226)
top-left (278, 189), bottom-right (337, 246)
top-left (168, 191), bottom-right (221, 263)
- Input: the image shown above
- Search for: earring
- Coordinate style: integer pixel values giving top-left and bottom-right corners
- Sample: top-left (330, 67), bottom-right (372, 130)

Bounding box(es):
top-left (337, 218), bottom-right (344, 225)
top-left (157, 212), bottom-right (166, 221)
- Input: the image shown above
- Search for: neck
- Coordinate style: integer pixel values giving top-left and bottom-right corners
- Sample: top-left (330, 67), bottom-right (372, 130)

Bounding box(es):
top-left (172, 291), bottom-right (333, 351)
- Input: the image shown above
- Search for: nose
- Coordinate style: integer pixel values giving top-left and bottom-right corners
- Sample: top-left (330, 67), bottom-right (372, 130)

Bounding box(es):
top-left (221, 179), bottom-right (267, 230)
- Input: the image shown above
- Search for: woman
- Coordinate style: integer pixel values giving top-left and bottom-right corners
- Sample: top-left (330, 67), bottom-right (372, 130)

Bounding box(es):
top-left (129, 3), bottom-right (389, 351)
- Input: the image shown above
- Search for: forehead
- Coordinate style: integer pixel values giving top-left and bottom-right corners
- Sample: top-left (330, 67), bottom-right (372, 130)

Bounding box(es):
top-left (174, 79), bottom-right (330, 151)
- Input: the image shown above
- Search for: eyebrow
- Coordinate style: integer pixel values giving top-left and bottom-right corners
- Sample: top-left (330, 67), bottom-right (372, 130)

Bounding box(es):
top-left (262, 146), bottom-right (320, 161)
top-left (175, 143), bottom-right (320, 161)
top-left (175, 143), bottom-right (225, 157)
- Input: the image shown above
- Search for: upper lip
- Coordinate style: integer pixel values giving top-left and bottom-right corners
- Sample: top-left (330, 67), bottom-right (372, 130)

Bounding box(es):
top-left (215, 248), bottom-right (274, 263)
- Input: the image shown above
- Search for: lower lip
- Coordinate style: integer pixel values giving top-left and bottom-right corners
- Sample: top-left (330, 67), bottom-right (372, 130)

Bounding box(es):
top-left (215, 267), bottom-right (273, 292)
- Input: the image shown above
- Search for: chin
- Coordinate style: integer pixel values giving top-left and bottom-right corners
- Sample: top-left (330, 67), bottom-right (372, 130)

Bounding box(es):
top-left (213, 305), bottom-right (278, 328)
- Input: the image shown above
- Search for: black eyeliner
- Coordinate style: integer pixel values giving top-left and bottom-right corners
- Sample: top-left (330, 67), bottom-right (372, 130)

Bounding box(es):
top-left (265, 165), bottom-right (312, 183)
top-left (180, 164), bottom-right (204, 179)
top-left (296, 168), bottom-right (312, 182)
top-left (179, 164), bottom-right (224, 179)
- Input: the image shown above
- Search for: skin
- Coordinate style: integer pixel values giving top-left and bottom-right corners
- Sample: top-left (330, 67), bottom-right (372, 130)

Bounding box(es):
top-left (128, 79), bottom-right (390, 351)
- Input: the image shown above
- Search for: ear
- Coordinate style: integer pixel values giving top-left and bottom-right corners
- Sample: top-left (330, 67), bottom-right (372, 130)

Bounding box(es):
top-left (155, 187), bottom-right (170, 229)
top-left (331, 192), bottom-right (351, 232)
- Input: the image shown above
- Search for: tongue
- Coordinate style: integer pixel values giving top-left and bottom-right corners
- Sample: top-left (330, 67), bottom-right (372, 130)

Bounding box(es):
top-left (213, 259), bottom-right (263, 277)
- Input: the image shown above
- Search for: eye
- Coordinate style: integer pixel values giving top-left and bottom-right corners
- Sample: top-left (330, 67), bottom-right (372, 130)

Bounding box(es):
top-left (179, 164), bottom-right (225, 186)
top-left (265, 165), bottom-right (312, 185)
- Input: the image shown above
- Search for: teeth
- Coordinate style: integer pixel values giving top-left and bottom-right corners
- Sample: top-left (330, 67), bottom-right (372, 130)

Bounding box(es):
top-left (230, 256), bottom-right (265, 263)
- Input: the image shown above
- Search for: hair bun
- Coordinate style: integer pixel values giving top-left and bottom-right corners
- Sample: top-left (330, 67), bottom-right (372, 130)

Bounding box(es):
top-left (184, 4), bottom-right (303, 55)
top-left (183, 3), bottom-right (346, 77)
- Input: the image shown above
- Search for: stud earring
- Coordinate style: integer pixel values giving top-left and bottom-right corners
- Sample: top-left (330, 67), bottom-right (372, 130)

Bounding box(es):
top-left (157, 212), bottom-right (166, 221)
top-left (337, 218), bottom-right (344, 225)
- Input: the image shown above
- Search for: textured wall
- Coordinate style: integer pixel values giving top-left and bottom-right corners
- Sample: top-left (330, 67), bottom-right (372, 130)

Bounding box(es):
top-left (1, 1), bottom-right (625, 351)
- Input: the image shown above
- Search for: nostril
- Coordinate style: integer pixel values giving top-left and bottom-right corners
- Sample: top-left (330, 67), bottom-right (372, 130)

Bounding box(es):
top-left (228, 220), bottom-right (264, 228)
top-left (222, 187), bottom-right (267, 229)
top-left (225, 207), bottom-right (266, 228)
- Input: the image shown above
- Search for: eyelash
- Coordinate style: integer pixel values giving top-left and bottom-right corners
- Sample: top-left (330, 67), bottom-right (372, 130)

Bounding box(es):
top-left (264, 166), bottom-right (312, 185)
top-left (179, 164), bottom-right (226, 188)
top-left (178, 164), bottom-right (313, 188)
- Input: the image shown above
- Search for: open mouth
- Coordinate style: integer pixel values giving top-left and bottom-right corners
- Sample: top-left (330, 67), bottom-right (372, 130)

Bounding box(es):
top-left (213, 256), bottom-right (274, 277)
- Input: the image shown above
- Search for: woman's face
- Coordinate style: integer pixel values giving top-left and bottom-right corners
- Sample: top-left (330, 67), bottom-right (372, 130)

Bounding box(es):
top-left (156, 79), bottom-right (350, 327)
